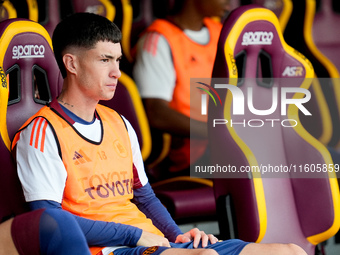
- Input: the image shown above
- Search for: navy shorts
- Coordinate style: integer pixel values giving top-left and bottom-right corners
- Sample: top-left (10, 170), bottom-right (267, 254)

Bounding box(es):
top-left (112, 239), bottom-right (249, 255)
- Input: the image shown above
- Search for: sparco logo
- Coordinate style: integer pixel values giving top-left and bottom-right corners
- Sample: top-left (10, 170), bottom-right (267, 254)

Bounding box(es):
top-left (12, 45), bottom-right (45, 59)
top-left (242, 31), bottom-right (274, 46)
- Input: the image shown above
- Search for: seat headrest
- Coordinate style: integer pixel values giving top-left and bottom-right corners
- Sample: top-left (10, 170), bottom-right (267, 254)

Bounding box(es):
top-left (0, 18), bottom-right (54, 72)
top-left (213, 4), bottom-right (313, 81)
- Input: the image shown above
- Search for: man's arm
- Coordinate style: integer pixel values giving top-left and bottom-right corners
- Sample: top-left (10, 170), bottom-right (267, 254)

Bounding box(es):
top-left (123, 116), bottom-right (182, 242)
top-left (133, 183), bottom-right (183, 242)
top-left (143, 98), bottom-right (207, 138)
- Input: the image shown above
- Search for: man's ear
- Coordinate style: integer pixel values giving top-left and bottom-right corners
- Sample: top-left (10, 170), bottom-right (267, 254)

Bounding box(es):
top-left (63, 53), bottom-right (77, 75)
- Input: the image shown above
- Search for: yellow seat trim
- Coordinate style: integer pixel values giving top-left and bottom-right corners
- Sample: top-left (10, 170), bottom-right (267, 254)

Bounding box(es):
top-left (27, 0), bottom-right (38, 22)
top-left (2, 0), bottom-right (17, 19)
top-left (98, 0), bottom-right (115, 21)
top-left (120, 0), bottom-right (133, 62)
top-left (304, 0), bottom-right (340, 146)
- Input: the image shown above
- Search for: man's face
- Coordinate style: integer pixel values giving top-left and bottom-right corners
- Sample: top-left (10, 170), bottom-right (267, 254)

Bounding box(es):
top-left (75, 40), bottom-right (122, 102)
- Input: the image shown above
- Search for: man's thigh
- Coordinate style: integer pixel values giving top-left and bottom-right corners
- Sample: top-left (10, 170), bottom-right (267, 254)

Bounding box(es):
top-left (113, 239), bottom-right (249, 255)
top-left (112, 245), bottom-right (169, 255)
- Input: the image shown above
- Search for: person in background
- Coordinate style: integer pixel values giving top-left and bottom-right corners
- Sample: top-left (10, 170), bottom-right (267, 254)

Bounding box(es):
top-left (133, 0), bottom-right (228, 178)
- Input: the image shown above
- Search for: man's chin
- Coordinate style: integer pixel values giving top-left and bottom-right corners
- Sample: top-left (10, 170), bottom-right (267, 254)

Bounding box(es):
top-left (101, 92), bottom-right (116, 101)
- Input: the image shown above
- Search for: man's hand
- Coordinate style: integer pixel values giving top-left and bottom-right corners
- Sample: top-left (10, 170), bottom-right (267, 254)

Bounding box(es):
top-left (175, 228), bottom-right (219, 248)
top-left (137, 231), bottom-right (171, 247)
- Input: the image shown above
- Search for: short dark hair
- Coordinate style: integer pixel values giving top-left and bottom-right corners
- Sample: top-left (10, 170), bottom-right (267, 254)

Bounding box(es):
top-left (52, 12), bottom-right (122, 78)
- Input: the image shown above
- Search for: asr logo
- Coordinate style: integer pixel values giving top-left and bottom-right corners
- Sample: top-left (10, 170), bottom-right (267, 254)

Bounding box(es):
top-left (282, 66), bottom-right (304, 77)
top-left (113, 139), bottom-right (128, 158)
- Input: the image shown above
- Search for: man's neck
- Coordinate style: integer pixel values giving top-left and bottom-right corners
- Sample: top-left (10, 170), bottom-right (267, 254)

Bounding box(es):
top-left (57, 92), bottom-right (97, 123)
top-left (168, 3), bottom-right (205, 31)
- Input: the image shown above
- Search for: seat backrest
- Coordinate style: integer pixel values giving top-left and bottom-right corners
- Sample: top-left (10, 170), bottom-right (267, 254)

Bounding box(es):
top-left (110, 0), bottom-right (133, 64)
top-left (0, 18), bottom-right (62, 222)
top-left (99, 72), bottom-right (152, 161)
top-left (130, 0), bottom-right (154, 49)
top-left (251, 0), bottom-right (293, 30)
top-left (38, 0), bottom-right (62, 37)
top-left (208, 5), bottom-right (340, 254)
top-left (283, 0), bottom-right (340, 147)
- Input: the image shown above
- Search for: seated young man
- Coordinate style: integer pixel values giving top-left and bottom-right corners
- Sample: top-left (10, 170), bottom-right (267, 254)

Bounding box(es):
top-left (12, 12), bottom-right (307, 255)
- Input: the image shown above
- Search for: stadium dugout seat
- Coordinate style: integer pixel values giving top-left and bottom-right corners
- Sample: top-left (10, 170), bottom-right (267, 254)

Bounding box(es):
top-left (283, 0), bottom-right (340, 148)
top-left (37, 0), bottom-right (62, 37)
top-left (208, 5), bottom-right (340, 254)
top-left (108, 0), bottom-right (134, 74)
top-left (253, 0), bottom-right (333, 145)
top-left (0, 18), bottom-right (62, 223)
top-left (130, 0), bottom-right (154, 51)
top-left (251, 0), bottom-right (292, 30)
top-left (110, 0), bottom-right (133, 63)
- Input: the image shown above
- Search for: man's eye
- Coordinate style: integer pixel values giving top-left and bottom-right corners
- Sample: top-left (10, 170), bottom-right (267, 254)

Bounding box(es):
top-left (101, 59), bottom-right (109, 62)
